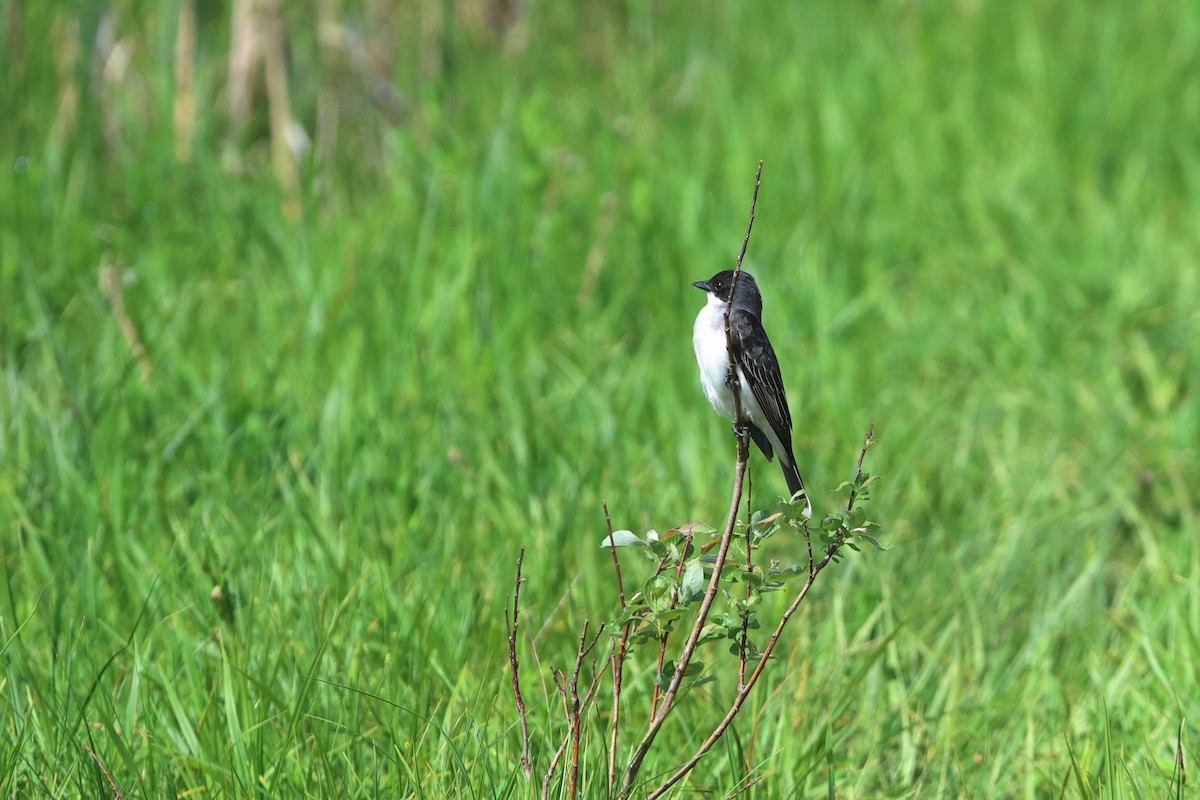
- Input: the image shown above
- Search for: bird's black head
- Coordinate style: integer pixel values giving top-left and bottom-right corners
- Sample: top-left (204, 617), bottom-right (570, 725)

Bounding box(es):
top-left (692, 270), bottom-right (762, 314)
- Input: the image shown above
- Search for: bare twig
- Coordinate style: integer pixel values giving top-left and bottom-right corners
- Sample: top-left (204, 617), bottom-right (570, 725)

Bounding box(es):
top-left (99, 266), bottom-right (152, 383)
top-left (543, 629), bottom-right (609, 799)
top-left (567, 622), bottom-right (605, 797)
top-left (173, 0), bottom-right (196, 163)
top-left (1174, 717), bottom-right (1187, 791)
top-left (645, 425), bottom-right (876, 799)
top-left (804, 503), bottom-right (816, 575)
top-left (542, 735), bottom-right (569, 800)
top-left (621, 453), bottom-right (748, 797)
top-left (228, 0), bottom-right (258, 136)
top-left (505, 548), bottom-right (532, 780)
top-left (604, 501), bottom-right (632, 792)
top-left (85, 745), bottom-right (124, 799)
top-left (724, 161), bottom-right (763, 435)
top-left (848, 425), bottom-right (875, 509)
top-left (725, 773), bottom-right (766, 799)
top-left (603, 501), bottom-right (625, 606)
top-left (739, 466), bottom-right (753, 691)
top-left (552, 668), bottom-right (570, 730)
top-left (261, 0), bottom-right (300, 217)
top-left (543, 670), bottom-right (570, 800)
top-left (618, 160), bottom-right (764, 800)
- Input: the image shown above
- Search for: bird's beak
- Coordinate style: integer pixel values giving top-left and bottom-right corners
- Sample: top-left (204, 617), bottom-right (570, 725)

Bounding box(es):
top-left (692, 280), bottom-right (710, 291)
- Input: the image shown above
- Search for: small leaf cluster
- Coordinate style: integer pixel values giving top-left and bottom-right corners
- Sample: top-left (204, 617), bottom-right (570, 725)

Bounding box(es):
top-left (818, 473), bottom-right (886, 560)
top-left (599, 480), bottom-right (883, 691)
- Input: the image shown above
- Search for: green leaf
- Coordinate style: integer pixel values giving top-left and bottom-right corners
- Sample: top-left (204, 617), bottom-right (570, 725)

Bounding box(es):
top-left (751, 509), bottom-right (781, 526)
top-left (676, 521), bottom-right (719, 537)
top-left (739, 567), bottom-right (764, 588)
top-left (600, 529), bottom-right (645, 548)
top-left (680, 559), bottom-right (706, 602)
top-left (820, 512), bottom-right (846, 532)
top-left (860, 533), bottom-right (889, 551)
top-left (646, 538), bottom-right (671, 558)
top-left (656, 608), bottom-right (686, 627)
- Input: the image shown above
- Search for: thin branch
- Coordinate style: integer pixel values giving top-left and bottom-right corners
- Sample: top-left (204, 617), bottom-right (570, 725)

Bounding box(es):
top-left (173, 0), bottom-right (196, 163)
top-left (98, 266), bottom-right (152, 383)
top-left (84, 745), bottom-right (124, 799)
top-left (724, 160), bottom-right (763, 436)
top-left (603, 501), bottom-right (625, 606)
top-left (847, 424), bottom-right (876, 509)
top-left (725, 773), bottom-right (766, 799)
top-left (505, 547), bottom-right (532, 780)
top-left (567, 622), bottom-right (605, 797)
top-left (542, 736), bottom-right (570, 800)
top-left (604, 501), bottom-right (632, 792)
top-left (739, 465), bottom-right (753, 691)
top-left (646, 425), bottom-right (876, 799)
top-left (620, 453), bottom-right (747, 798)
top-left (804, 505), bottom-right (816, 576)
top-left (552, 668), bottom-right (570, 730)
top-left (618, 160), bottom-right (764, 800)
top-left (1173, 717), bottom-right (1186, 793)
top-left (543, 631), bottom-right (610, 799)
top-left (543, 669), bottom-right (571, 800)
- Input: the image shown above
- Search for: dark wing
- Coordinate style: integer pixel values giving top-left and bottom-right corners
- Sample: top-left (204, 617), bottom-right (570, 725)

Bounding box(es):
top-left (729, 309), bottom-right (794, 443)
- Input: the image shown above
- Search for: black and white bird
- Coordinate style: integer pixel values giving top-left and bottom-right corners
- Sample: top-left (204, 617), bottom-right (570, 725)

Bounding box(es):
top-left (692, 270), bottom-right (811, 518)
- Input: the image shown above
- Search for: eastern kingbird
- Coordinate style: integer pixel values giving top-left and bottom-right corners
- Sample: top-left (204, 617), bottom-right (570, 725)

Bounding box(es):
top-left (692, 270), bottom-right (812, 518)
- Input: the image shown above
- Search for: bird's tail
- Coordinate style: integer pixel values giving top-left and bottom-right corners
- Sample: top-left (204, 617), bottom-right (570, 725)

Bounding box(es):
top-left (781, 458), bottom-right (813, 519)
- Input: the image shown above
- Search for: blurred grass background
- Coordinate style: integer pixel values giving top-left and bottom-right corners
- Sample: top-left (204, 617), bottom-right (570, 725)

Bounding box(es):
top-left (2, 0), bottom-right (1198, 796)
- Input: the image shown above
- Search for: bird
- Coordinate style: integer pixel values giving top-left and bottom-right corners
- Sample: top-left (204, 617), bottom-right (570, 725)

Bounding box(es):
top-left (692, 269), bottom-right (811, 518)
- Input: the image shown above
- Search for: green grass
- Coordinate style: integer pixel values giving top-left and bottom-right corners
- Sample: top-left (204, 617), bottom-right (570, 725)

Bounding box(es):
top-left (2, 0), bottom-right (1199, 797)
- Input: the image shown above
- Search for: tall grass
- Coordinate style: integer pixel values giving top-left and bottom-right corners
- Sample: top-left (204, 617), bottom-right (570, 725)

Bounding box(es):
top-left (2, 0), bottom-right (1198, 796)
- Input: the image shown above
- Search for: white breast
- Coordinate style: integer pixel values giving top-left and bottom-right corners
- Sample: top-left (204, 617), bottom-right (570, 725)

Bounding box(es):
top-left (693, 294), bottom-right (739, 420)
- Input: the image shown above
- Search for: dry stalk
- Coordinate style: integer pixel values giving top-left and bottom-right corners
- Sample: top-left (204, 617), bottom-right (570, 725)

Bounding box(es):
top-left (84, 745), bottom-right (124, 799)
top-left (98, 266), bottom-right (152, 382)
top-left (604, 500), bottom-right (632, 792)
top-left (315, 0), bottom-right (342, 167)
top-left (567, 623), bottom-right (605, 797)
top-left (173, 0), bottom-right (196, 163)
top-left (739, 466), bottom-right (753, 691)
top-left (261, 0), bottom-right (300, 217)
top-left (504, 548), bottom-right (532, 780)
top-left (543, 670), bottom-right (570, 799)
top-left (228, 0), bottom-right (258, 135)
top-left (542, 628), bottom-right (608, 799)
